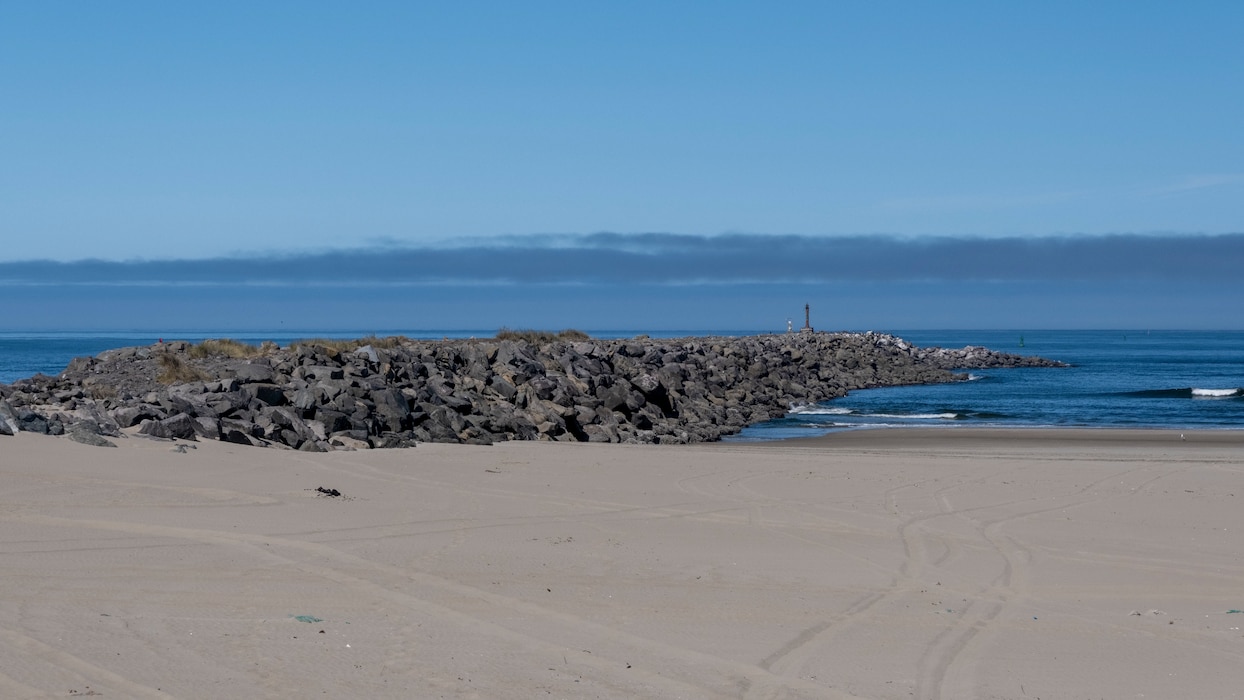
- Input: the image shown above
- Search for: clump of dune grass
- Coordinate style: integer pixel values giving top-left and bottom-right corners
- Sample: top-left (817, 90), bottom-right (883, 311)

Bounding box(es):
top-left (292, 335), bottom-right (409, 353)
top-left (365, 335), bottom-right (409, 349)
top-left (157, 353), bottom-right (210, 384)
top-left (495, 328), bottom-right (590, 344)
top-left (188, 338), bottom-right (270, 359)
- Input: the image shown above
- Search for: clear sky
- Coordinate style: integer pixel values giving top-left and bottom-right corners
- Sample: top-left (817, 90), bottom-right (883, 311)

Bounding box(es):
top-left (1, 2), bottom-right (1242, 330)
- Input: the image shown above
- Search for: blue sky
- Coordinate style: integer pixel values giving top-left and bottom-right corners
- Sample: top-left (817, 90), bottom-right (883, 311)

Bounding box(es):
top-left (1, 2), bottom-right (1242, 330)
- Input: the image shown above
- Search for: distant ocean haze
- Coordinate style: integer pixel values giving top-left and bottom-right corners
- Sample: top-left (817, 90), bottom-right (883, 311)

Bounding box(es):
top-left (3, 234), bottom-right (1244, 331)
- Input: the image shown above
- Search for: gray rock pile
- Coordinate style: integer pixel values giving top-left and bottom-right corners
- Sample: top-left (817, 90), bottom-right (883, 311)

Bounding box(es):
top-left (0, 332), bottom-right (1064, 449)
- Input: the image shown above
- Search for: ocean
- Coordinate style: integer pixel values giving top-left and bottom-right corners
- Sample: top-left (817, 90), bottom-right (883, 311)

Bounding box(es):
top-left (2, 330), bottom-right (1242, 437)
top-left (732, 330), bottom-right (1244, 439)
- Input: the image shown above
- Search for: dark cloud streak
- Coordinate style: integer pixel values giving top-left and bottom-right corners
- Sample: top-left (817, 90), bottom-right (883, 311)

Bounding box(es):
top-left (2, 233), bottom-right (1241, 286)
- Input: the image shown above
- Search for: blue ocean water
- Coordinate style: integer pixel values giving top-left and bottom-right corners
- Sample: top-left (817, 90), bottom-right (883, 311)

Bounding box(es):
top-left (734, 330), bottom-right (1244, 439)
top-left (3, 330), bottom-right (1242, 436)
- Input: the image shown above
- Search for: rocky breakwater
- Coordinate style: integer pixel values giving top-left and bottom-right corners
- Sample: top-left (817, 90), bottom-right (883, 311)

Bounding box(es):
top-left (0, 333), bottom-right (1065, 449)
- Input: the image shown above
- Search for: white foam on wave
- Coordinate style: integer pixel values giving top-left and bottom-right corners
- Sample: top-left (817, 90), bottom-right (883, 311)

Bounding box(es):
top-left (838, 422), bottom-right (961, 431)
top-left (865, 412), bottom-right (961, 420)
top-left (967, 373), bottom-right (983, 381)
top-left (790, 405), bottom-right (854, 415)
top-left (1191, 388), bottom-right (1241, 398)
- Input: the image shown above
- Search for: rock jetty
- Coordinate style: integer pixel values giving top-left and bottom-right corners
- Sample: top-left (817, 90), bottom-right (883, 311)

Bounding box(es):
top-left (0, 333), bottom-right (1064, 449)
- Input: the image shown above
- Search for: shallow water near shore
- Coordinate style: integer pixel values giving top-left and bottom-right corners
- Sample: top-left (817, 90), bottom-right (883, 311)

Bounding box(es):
top-left (3, 329), bottom-right (1242, 436)
top-left (732, 330), bottom-right (1244, 439)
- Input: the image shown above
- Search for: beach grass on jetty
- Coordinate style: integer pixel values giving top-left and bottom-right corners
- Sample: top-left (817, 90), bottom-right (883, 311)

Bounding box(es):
top-left (156, 352), bottom-right (210, 384)
top-left (495, 328), bottom-right (590, 343)
top-left (188, 338), bottom-right (275, 359)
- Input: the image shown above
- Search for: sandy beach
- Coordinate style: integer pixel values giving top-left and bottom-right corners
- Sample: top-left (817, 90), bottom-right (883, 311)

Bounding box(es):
top-left (2, 429), bottom-right (1243, 699)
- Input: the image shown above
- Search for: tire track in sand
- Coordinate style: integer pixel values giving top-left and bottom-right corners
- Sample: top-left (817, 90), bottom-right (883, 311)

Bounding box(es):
top-left (0, 624), bottom-right (174, 699)
top-left (2, 512), bottom-right (860, 700)
top-left (916, 463), bottom-right (1179, 699)
top-left (728, 455), bottom-right (1168, 700)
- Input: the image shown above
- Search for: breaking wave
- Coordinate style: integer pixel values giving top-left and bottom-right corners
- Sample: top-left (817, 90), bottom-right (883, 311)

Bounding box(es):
top-left (789, 405), bottom-right (854, 415)
top-left (789, 405), bottom-right (969, 420)
top-left (866, 412), bottom-right (963, 420)
top-left (1193, 388), bottom-right (1242, 398)
top-left (1123, 387), bottom-right (1243, 399)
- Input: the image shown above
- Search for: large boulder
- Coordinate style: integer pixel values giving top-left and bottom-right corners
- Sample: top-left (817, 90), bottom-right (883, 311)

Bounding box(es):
top-left (138, 413), bottom-right (197, 440)
top-left (371, 388), bottom-right (412, 431)
top-left (231, 364), bottom-right (276, 384)
top-left (17, 409), bottom-right (50, 435)
top-left (68, 421), bottom-right (117, 447)
top-left (242, 383), bottom-right (286, 406)
top-left (0, 400), bottom-right (19, 435)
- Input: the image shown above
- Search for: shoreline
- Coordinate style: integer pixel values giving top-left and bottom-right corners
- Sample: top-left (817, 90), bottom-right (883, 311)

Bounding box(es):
top-left (761, 425), bottom-right (1244, 448)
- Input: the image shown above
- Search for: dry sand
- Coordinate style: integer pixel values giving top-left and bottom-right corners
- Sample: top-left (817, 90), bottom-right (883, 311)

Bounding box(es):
top-left (2, 428), bottom-right (1243, 699)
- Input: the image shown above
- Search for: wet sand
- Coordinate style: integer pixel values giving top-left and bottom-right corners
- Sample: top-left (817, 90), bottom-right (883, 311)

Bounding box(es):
top-left (2, 429), bottom-right (1243, 698)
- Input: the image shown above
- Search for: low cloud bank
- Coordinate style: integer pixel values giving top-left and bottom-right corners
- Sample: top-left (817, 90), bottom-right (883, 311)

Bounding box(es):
top-left (2, 233), bottom-right (1241, 286)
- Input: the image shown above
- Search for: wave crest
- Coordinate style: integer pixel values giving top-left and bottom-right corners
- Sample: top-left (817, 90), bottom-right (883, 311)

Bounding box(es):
top-left (1124, 387), bottom-right (1242, 399)
top-left (865, 412), bottom-right (962, 420)
top-left (1192, 388), bottom-right (1242, 398)
top-left (790, 405), bottom-right (854, 415)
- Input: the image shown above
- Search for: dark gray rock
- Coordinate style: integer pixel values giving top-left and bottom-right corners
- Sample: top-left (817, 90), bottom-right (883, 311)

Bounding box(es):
top-left (264, 406), bottom-right (316, 444)
top-left (137, 419), bottom-right (171, 439)
top-left (290, 386), bottom-right (319, 411)
top-left (0, 400), bottom-right (19, 435)
top-left (314, 409), bottom-right (352, 434)
top-left (157, 412), bottom-right (198, 440)
top-left (354, 345), bottom-right (380, 363)
top-left (220, 418), bottom-right (265, 446)
top-left (193, 416), bottom-right (222, 440)
top-left (371, 388), bottom-right (411, 431)
top-left (68, 422), bottom-right (117, 447)
top-left (205, 391), bottom-right (249, 417)
top-left (299, 365), bottom-right (345, 381)
top-left (487, 375), bottom-right (517, 400)
top-left (113, 404), bottom-right (165, 428)
top-left (596, 383), bottom-right (631, 413)
top-left (232, 364), bottom-right (276, 384)
top-left (243, 383), bottom-right (286, 406)
top-left (17, 409), bottom-right (49, 435)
